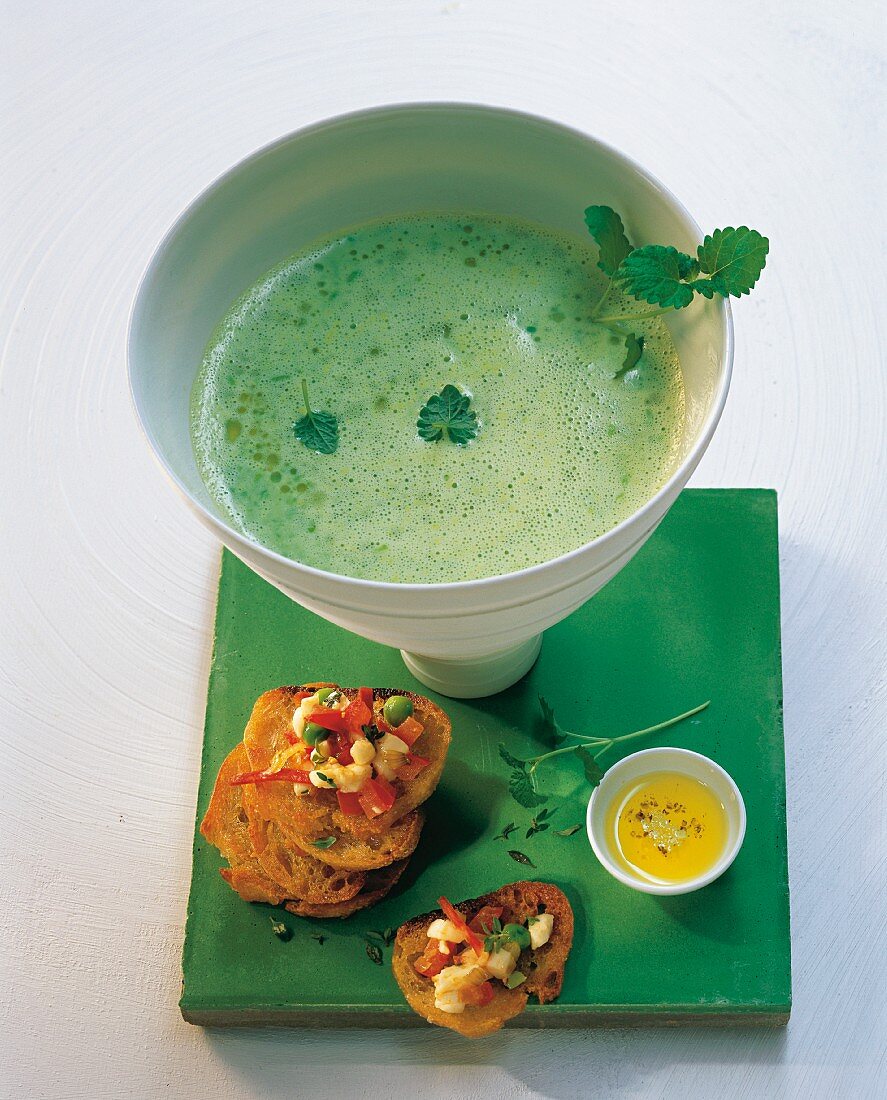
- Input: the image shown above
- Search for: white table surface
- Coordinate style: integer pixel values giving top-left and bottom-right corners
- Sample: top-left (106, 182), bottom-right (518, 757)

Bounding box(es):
top-left (2, 2), bottom-right (885, 1097)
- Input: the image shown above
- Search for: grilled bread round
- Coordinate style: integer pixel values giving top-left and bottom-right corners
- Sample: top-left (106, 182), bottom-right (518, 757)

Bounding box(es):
top-left (392, 881), bottom-right (574, 1037)
top-left (242, 684), bottom-right (449, 861)
top-left (284, 859), bottom-right (409, 919)
top-left (202, 746), bottom-right (369, 905)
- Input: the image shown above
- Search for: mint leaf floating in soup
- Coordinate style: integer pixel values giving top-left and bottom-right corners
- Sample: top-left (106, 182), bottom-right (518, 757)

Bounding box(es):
top-left (613, 333), bottom-right (645, 380)
top-left (583, 205), bottom-right (633, 276)
top-left (293, 379), bottom-right (339, 454)
top-left (417, 384), bottom-right (479, 445)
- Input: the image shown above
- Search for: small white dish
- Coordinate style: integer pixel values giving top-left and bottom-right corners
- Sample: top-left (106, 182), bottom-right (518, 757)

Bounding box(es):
top-left (586, 747), bottom-right (746, 896)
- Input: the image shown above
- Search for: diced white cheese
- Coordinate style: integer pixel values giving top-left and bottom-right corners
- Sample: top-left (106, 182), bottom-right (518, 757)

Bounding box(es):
top-left (313, 760), bottom-right (372, 792)
top-left (433, 990), bottom-right (465, 1014)
top-left (427, 918), bottom-right (463, 943)
top-left (350, 738), bottom-right (376, 766)
top-left (529, 913), bottom-right (554, 949)
top-left (309, 769), bottom-right (336, 789)
top-left (375, 749), bottom-right (405, 781)
top-left (432, 964), bottom-right (484, 996)
top-left (456, 947), bottom-right (489, 968)
top-left (378, 732), bottom-right (410, 755)
top-left (292, 783), bottom-right (311, 796)
top-left (292, 708), bottom-right (306, 740)
top-left (484, 947), bottom-right (518, 982)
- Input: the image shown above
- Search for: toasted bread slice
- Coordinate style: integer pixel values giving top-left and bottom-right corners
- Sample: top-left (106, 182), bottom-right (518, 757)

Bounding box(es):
top-left (200, 745), bottom-right (287, 905)
top-left (280, 807), bottom-right (425, 872)
top-left (392, 881), bottom-right (574, 1037)
top-left (202, 746), bottom-right (368, 905)
top-left (242, 684), bottom-right (448, 854)
top-left (284, 858), bottom-right (408, 919)
top-left (240, 784), bottom-right (366, 904)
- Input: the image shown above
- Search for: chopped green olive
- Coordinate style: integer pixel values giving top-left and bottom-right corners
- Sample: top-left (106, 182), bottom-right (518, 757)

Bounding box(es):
top-left (383, 695), bottom-right (413, 728)
top-left (302, 722), bottom-right (327, 746)
top-left (316, 687), bottom-right (336, 704)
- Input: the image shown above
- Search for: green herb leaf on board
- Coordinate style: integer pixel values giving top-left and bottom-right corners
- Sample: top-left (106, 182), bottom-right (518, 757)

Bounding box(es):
top-left (508, 849), bottom-right (536, 867)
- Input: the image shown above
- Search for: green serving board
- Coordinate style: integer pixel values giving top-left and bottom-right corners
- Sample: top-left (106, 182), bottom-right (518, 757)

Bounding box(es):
top-left (181, 489), bottom-right (791, 1027)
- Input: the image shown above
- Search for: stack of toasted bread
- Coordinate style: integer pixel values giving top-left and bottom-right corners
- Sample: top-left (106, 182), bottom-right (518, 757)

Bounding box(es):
top-left (200, 684), bottom-right (451, 918)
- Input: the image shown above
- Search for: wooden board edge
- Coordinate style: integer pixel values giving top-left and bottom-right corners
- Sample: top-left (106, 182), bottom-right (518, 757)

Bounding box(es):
top-left (181, 1005), bottom-right (791, 1029)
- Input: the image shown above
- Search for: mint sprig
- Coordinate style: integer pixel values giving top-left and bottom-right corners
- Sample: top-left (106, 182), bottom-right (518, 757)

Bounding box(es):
top-left (584, 206), bottom-right (768, 375)
top-left (293, 379), bottom-right (339, 454)
top-left (417, 385), bottom-right (478, 445)
top-left (499, 698), bottom-right (710, 806)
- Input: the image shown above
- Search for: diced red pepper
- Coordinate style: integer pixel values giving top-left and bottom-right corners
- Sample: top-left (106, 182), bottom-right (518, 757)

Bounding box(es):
top-left (358, 775), bottom-right (397, 818)
top-left (394, 715), bottom-right (424, 747)
top-left (293, 691), bottom-right (312, 704)
top-left (306, 708), bottom-right (348, 734)
top-left (343, 693), bottom-right (372, 736)
top-left (375, 717), bottom-right (392, 735)
top-left (413, 939), bottom-right (459, 978)
top-left (396, 753), bottom-right (431, 782)
top-left (438, 895), bottom-right (485, 954)
top-left (469, 904), bottom-right (504, 934)
top-left (336, 790), bottom-right (363, 816)
top-left (329, 730), bottom-right (353, 765)
top-left (230, 767), bottom-right (311, 786)
top-left (358, 686), bottom-right (374, 708)
top-left (461, 980), bottom-right (495, 1007)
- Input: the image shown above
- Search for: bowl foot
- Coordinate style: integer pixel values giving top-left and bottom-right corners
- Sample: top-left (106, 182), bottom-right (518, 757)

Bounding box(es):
top-left (400, 635), bottom-right (542, 699)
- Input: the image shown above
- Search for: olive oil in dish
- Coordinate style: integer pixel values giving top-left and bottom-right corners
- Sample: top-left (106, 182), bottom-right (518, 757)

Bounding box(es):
top-left (605, 771), bottom-right (730, 885)
top-left (191, 212), bottom-right (685, 583)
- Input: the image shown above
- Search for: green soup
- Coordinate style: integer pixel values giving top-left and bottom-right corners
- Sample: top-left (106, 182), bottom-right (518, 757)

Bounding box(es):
top-left (191, 213), bottom-right (684, 583)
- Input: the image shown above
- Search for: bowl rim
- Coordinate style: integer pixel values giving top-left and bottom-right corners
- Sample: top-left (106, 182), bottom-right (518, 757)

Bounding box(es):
top-left (585, 745), bottom-right (747, 896)
top-left (127, 100), bottom-right (734, 595)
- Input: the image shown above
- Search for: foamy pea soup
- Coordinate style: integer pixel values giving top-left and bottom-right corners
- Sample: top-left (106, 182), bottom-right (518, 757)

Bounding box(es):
top-left (191, 213), bottom-right (685, 583)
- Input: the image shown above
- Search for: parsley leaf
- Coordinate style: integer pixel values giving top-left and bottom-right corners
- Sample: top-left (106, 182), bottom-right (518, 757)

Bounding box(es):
top-left (555, 823), bottom-right (583, 837)
top-left (365, 942), bottom-right (383, 966)
top-left (509, 770), bottom-right (547, 809)
top-left (584, 206), bottom-right (633, 276)
top-left (494, 822), bottom-right (518, 841)
top-left (694, 227), bottom-right (769, 298)
top-left (508, 849), bottom-right (536, 867)
top-left (616, 245), bottom-right (700, 309)
top-left (576, 746), bottom-right (605, 788)
top-left (498, 743), bottom-right (547, 808)
top-left (293, 379), bottom-right (339, 454)
top-left (417, 384), bottom-right (479, 445)
top-left (536, 696), bottom-right (567, 748)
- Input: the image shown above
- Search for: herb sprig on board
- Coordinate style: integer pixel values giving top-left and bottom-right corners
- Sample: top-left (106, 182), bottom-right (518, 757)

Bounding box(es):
top-left (584, 206), bottom-right (768, 376)
top-left (499, 697), bottom-right (710, 807)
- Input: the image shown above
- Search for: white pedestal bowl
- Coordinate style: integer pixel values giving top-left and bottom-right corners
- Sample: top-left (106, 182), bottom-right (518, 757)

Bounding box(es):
top-left (128, 103), bottom-right (732, 698)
